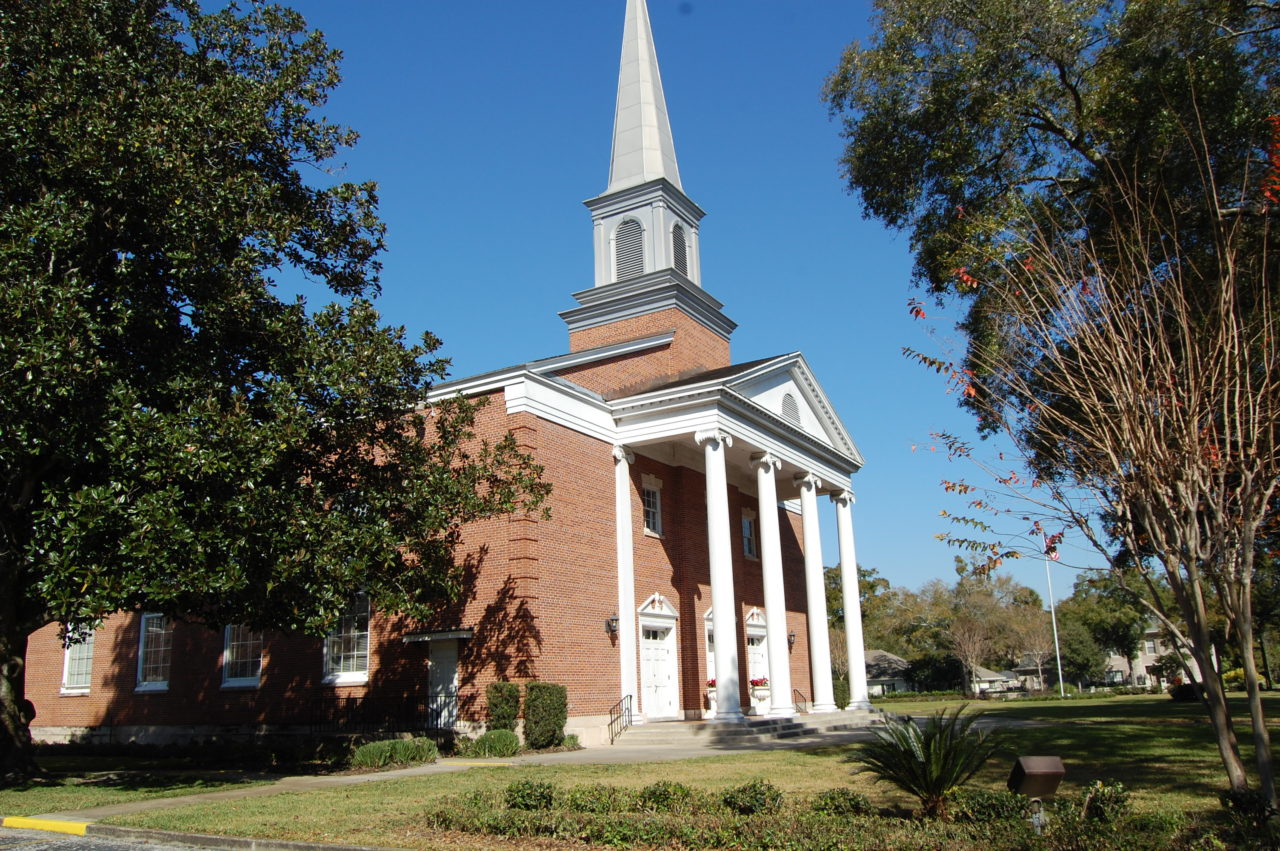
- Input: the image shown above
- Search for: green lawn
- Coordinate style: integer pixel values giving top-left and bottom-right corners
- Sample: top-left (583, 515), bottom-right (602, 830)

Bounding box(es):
top-left (0, 768), bottom-right (272, 818)
top-left (91, 694), bottom-right (1277, 849)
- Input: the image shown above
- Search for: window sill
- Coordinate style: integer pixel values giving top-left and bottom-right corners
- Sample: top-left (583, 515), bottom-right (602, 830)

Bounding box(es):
top-left (643, 529), bottom-right (664, 539)
top-left (323, 672), bottom-right (369, 687)
top-left (60, 687), bottom-right (90, 696)
top-left (221, 679), bottom-right (261, 690)
top-left (135, 682), bottom-right (168, 693)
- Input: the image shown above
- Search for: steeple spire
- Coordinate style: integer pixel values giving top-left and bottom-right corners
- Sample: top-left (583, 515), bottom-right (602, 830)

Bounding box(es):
top-left (607, 0), bottom-right (682, 193)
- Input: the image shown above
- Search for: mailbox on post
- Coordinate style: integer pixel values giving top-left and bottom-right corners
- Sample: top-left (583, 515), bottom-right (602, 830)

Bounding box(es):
top-left (1007, 755), bottom-right (1065, 798)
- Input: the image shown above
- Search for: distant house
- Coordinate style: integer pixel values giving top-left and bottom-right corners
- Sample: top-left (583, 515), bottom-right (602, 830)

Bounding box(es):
top-left (1103, 621), bottom-right (1203, 688)
top-left (971, 666), bottom-right (1020, 693)
top-left (864, 650), bottom-right (912, 696)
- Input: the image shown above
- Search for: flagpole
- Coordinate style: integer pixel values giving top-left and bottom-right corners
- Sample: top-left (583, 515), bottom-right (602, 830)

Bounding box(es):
top-left (1044, 542), bottom-right (1066, 698)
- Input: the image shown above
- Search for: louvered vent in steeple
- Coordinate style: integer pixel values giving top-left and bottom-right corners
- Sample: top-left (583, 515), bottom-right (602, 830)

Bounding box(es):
top-left (672, 224), bottom-right (687, 275)
top-left (616, 219), bottom-right (644, 280)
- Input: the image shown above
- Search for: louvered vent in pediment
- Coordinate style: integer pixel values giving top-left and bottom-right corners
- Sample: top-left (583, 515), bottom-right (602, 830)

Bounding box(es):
top-left (781, 392), bottom-right (801, 425)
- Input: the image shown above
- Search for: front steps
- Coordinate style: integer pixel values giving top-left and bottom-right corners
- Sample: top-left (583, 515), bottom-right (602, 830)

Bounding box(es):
top-left (615, 707), bottom-right (885, 747)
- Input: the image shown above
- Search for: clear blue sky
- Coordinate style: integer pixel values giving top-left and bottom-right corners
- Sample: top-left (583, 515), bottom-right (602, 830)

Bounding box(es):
top-left (281, 0), bottom-right (1089, 600)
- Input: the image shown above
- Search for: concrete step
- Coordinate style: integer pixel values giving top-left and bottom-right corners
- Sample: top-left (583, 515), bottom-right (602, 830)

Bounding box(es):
top-left (615, 706), bottom-right (886, 746)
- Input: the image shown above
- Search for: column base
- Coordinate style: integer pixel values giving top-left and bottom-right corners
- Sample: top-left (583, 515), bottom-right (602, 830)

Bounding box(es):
top-left (848, 700), bottom-right (873, 711)
top-left (810, 702), bottom-right (838, 713)
top-left (765, 705), bottom-right (796, 718)
top-left (710, 709), bottom-right (747, 723)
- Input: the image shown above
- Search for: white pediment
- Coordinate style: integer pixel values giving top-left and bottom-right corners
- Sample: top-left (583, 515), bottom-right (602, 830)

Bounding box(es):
top-left (728, 355), bottom-right (864, 465)
top-left (639, 593), bottom-right (678, 620)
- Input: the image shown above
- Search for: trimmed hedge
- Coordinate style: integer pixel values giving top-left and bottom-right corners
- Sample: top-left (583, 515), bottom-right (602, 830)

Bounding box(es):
top-left (524, 681), bottom-right (568, 749)
top-left (487, 681), bottom-right (520, 731)
top-left (471, 729), bottom-right (521, 758)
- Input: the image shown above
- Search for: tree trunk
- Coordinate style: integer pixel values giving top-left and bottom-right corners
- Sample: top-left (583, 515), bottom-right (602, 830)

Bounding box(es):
top-left (1189, 638), bottom-right (1251, 792)
top-left (0, 628), bottom-right (38, 786)
top-left (1261, 628), bottom-right (1274, 691)
top-left (1236, 606), bottom-right (1277, 809)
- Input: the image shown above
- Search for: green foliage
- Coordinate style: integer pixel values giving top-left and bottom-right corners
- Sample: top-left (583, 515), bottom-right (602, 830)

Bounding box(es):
top-left (561, 734), bottom-right (580, 750)
top-left (905, 653), bottom-right (965, 692)
top-left (504, 779), bottom-right (556, 811)
top-left (637, 780), bottom-right (698, 813)
top-left (486, 682), bottom-right (520, 731)
top-left (809, 788), bottom-right (873, 817)
top-left (855, 705), bottom-right (1000, 819)
top-left (1219, 787), bottom-right (1278, 833)
top-left (1078, 780), bottom-right (1131, 824)
top-left (946, 787), bottom-right (1028, 823)
top-left (562, 783), bottom-right (625, 814)
top-left (0, 0), bottom-right (550, 779)
top-left (1168, 683), bottom-right (1202, 702)
top-left (833, 677), bottom-right (851, 710)
top-left (523, 682), bottom-right (568, 750)
top-left (721, 780), bottom-right (783, 816)
top-left (349, 737), bottom-right (437, 769)
top-left (470, 729), bottom-right (520, 758)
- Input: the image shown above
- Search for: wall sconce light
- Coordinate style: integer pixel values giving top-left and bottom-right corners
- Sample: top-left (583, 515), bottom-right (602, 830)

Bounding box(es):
top-left (605, 615), bottom-right (619, 636)
top-left (787, 630), bottom-right (797, 649)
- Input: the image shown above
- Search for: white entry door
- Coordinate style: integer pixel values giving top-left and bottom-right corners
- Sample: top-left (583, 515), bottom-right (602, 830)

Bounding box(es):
top-left (640, 626), bottom-right (678, 719)
top-left (428, 639), bottom-right (459, 728)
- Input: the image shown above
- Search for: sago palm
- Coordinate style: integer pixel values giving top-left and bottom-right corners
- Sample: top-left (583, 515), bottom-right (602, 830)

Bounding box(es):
top-left (856, 705), bottom-right (999, 819)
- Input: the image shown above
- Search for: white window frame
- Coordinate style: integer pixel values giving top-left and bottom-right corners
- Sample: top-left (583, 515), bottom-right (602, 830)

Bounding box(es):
top-left (136, 612), bottom-right (172, 692)
top-left (222, 625), bottom-right (264, 689)
top-left (741, 509), bottom-right (758, 559)
top-left (61, 628), bottom-right (95, 695)
top-left (323, 593), bottom-right (370, 686)
top-left (641, 473), bottom-right (663, 537)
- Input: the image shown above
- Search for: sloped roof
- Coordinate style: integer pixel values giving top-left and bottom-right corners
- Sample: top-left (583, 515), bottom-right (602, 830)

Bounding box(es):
top-left (865, 649), bottom-right (910, 680)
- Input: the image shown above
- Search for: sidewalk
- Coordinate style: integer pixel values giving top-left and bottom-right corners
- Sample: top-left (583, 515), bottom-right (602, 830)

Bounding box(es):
top-left (2, 725), bottom-right (884, 850)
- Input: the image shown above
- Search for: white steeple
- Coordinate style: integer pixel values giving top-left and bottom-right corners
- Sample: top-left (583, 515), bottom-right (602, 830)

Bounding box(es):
top-left (607, 0), bottom-right (682, 193)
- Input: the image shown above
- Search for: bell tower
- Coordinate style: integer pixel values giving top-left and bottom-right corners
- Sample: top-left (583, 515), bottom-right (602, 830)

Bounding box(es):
top-left (560, 0), bottom-right (734, 369)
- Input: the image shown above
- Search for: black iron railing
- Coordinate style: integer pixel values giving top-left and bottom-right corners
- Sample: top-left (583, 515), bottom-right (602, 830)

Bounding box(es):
top-left (308, 691), bottom-right (459, 735)
top-left (792, 689), bottom-right (809, 714)
top-left (608, 694), bottom-right (633, 744)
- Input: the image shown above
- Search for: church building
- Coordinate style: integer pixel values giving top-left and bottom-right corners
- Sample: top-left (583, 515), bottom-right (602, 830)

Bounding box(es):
top-left (25, 0), bottom-right (872, 747)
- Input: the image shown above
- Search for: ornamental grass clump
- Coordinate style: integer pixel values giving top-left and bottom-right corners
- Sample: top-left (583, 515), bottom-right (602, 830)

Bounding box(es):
top-left (855, 705), bottom-right (999, 819)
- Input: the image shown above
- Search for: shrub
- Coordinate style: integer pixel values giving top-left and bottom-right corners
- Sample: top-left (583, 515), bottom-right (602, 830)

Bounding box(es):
top-left (1168, 682), bottom-right (1202, 701)
top-left (561, 733), bottom-right (581, 750)
top-left (1079, 780), bottom-right (1130, 823)
top-left (350, 736), bottom-right (438, 769)
top-left (487, 681), bottom-right (521, 731)
top-left (523, 681), bottom-right (568, 749)
top-left (721, 779), bottom-right (783, 815)
top-left (637, 780), bottom-right (695, 813)
top-left (811, 788), bottom-right (874, 817)
top-left (564, 783), bottom-right (624, 814)
top-left (833, 677), bottom-right (851, 710)
top-left (1219, 787), bottom-right (1278, 832)
top-left (505, 779), bottom-right (556, 811)
top-left (947, 787), bottom-right (1029, 823)
top-left (472, 729), bottom-right (521, 758)
top-left (855, 705), bottom-right (1000, 819)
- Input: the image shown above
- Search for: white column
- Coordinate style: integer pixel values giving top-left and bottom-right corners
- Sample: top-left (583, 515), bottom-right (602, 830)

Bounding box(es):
top-left (833, 490), bottom-right (870, 709)
top-left (796, 472), bottom-right (836, 713)
top-left (753, 453), bottom-right (795, 716)
top-left (613, 445), bottom-right (638, 717)
top-left (697, 428), bottom-right (744, 722)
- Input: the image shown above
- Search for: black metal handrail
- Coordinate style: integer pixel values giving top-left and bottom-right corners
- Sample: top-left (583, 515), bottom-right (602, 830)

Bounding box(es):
top-left (792, 688), bottom-right (809, 714)
top-left (608, 694), bottom-right (633, 744)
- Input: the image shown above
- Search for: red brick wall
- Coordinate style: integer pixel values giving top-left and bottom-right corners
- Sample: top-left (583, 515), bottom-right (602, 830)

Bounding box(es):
top-left (562, 310), bottom-right (730, 397)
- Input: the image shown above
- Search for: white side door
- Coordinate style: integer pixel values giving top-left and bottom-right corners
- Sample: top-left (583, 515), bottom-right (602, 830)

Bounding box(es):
top-left (428, 639), bottom-right (459, 728)
top-left (640, 626), bottom-right (678, 719)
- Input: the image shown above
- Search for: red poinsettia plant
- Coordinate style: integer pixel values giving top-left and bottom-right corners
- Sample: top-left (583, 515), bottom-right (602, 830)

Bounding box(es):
top-left (750, 677), bottom-right (769, 688)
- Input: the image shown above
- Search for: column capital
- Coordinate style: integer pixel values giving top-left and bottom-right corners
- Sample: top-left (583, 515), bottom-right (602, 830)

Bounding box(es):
top-left (612, 444), bottom-right (635, 464)
top-left (830, 489), bottom-right (856, 507)
top-left (695, 428), bottom-right (733, 449)
top-left (750, 452), bottom-right (782, 472)
top-left (794, 472), bottom-right (822, 490)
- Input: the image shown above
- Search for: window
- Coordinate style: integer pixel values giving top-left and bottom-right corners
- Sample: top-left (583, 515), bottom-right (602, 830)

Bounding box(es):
top-left (1145, 639), bottom-right (1156, 655)
top-left (324, 593), bottom-right (370, 685)
top-left (741, 509), bottom-right (758, 558)
top-left (672, 223), bottom-right (687, 274)
top-left (137, 613), bottom-right (172, 692)
top-left (615, 219), bottom-right (644, 280)
top-left (61, 628), bottom-right (95, 695)
top-left (223, 625), bottom-right (264, 688)
top-left (641, 474), bottom-right (663, 536)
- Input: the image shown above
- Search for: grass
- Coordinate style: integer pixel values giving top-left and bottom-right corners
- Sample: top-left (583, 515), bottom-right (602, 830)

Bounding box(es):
top-left (0, 768), bottom-right (272, 818)
top-left (40, 695), bottom-right (1280, 849)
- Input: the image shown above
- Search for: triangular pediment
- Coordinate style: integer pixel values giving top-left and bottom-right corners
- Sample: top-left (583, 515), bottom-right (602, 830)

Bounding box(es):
top-left (726, 354), bottom-right (864, 466)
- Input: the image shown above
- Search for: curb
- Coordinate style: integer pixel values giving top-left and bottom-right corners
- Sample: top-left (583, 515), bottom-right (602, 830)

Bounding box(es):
top-left (99, 823), bottom-right (413, 851)
top-left (1, 816), bottom-right (89, 835)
